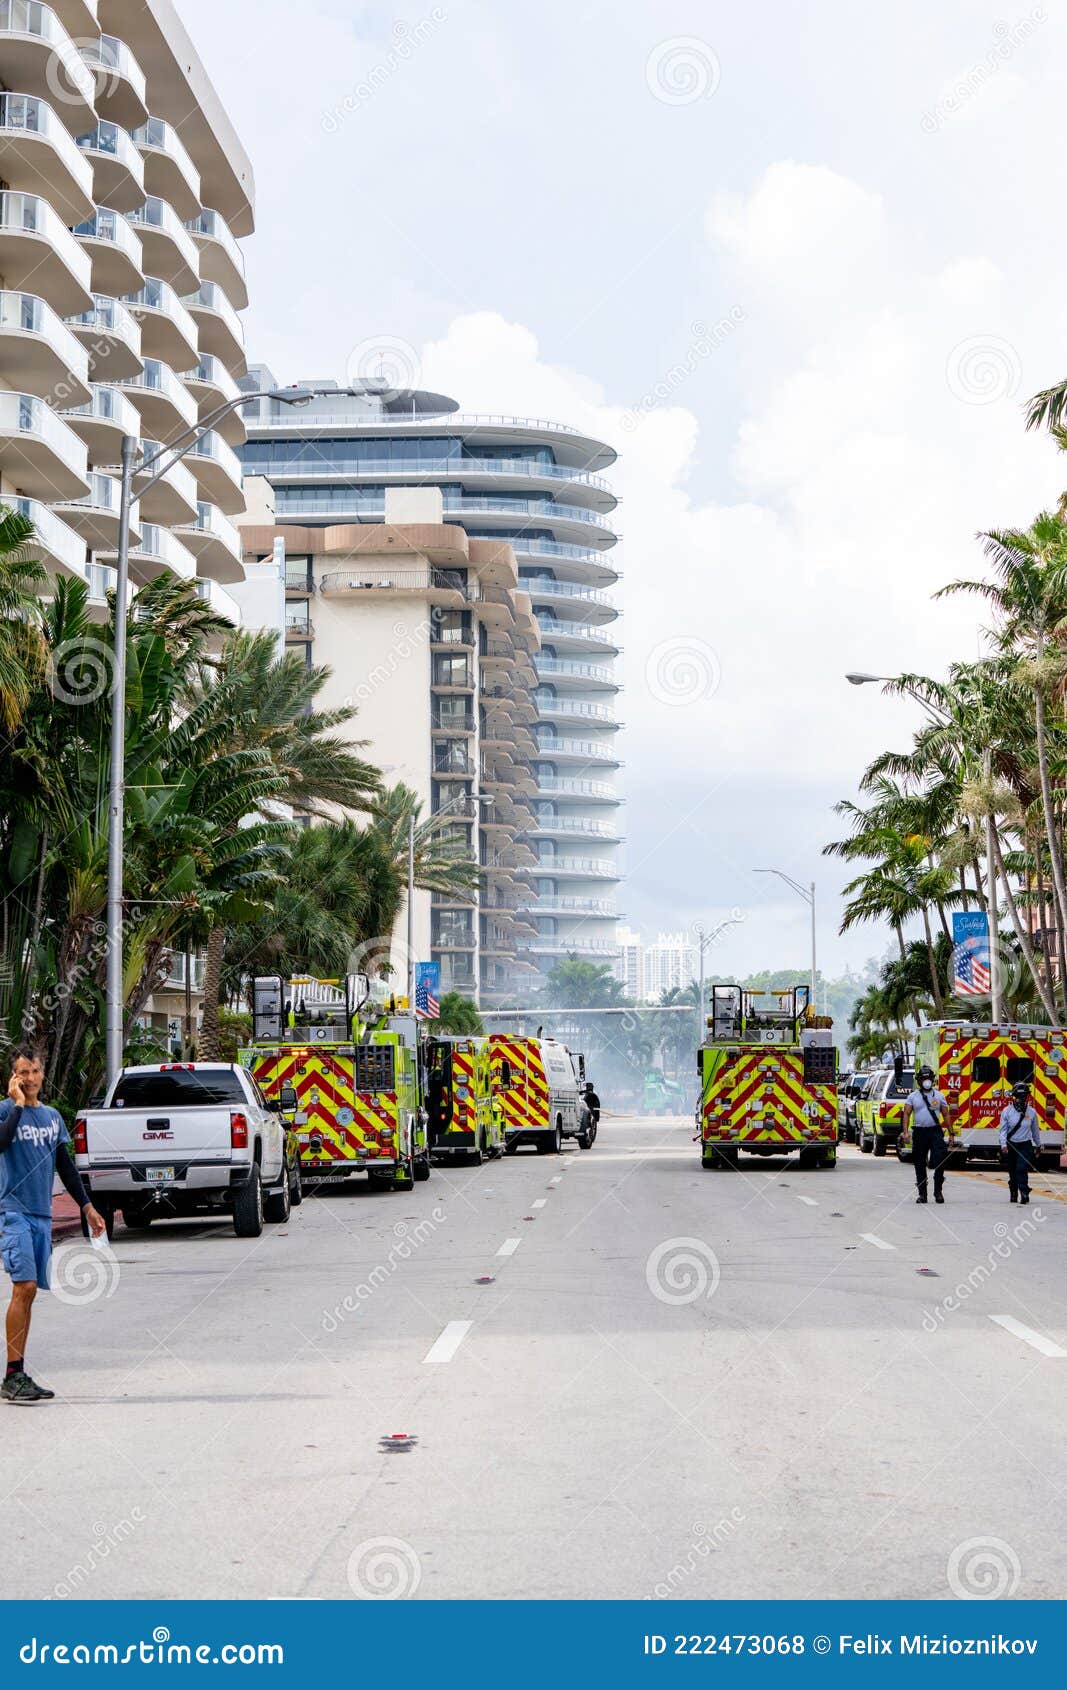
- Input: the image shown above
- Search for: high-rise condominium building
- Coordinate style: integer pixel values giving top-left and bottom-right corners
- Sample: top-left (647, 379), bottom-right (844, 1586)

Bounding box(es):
top-left (239, 374), bottom-right (623, 1002)
top-left (643, 932), bottom-right (698, 1001)
top-left (0, 0), bottom-right (254, 1037)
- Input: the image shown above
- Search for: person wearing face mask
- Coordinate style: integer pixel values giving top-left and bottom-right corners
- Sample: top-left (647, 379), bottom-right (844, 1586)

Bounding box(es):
top-left (904, 1064), bottom-right (950, 1204)
top-left (999, 1081), bottom-right (1041, 1205)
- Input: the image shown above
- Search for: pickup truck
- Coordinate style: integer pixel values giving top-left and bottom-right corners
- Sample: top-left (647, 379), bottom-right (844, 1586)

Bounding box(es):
top-left (74, 1063), bottom-right (293, 1237)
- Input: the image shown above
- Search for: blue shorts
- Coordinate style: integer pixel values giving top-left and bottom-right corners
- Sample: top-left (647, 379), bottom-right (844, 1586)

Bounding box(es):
top-left (0, 1211), bottom-right (52, 1290)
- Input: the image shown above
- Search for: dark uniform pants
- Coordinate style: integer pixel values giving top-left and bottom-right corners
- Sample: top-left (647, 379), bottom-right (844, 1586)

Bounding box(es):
top-left (912, 1124), bottom-right (947, 1198)
top-left (1007, 1142), bottom-right (1035, 1200)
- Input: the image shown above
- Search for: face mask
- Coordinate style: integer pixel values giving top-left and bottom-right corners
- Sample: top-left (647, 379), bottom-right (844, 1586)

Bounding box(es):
top-left (921, 1079), bottom-right (933, 1092)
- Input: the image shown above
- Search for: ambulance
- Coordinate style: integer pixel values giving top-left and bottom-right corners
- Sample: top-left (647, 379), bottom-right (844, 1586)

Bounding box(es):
top-left (240, 975), bottom-right (431, 1189)
top-left (697, 985), bottom-right (837, 1169)
top-left (488, 1034), bottom-right (581, 1154)
top-left (908, 1021), bottom-right (1066, 1167)
top-left (423, 1036), bottom-right (503, 1163)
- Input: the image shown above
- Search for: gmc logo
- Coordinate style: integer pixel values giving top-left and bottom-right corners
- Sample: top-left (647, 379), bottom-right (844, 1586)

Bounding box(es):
top-left (143, 1130), bottom-right (174, 1141)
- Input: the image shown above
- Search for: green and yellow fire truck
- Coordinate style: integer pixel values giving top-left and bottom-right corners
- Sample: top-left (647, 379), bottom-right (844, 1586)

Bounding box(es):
top-left (697, 985), bottom-right (837, 1170)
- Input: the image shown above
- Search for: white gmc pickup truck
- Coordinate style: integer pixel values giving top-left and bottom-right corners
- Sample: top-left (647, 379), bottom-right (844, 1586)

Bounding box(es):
top-left (75, 1063), bottom-right (292, 1237)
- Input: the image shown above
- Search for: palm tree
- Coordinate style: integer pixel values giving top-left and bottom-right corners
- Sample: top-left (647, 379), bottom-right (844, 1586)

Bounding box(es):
top-left (0, 506), bottom-right (46, 731)
top-left (368, 781), bottom-right (482, 899)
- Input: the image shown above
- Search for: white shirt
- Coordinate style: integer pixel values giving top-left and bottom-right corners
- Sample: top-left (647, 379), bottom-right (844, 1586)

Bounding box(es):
top-left (999, 1103), bottom-right (1041, 1151)
top-left (906, 1087), bottom-right (947, 1130)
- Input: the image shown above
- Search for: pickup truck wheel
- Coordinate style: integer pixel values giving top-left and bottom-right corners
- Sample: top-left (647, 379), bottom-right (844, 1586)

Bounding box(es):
top-left (264, 1169), bottom-right (291, 1224)
top-left (289, 1160), bottom-right (304, 1206)
top-left (233, 1166), bottom-right (264, 1237)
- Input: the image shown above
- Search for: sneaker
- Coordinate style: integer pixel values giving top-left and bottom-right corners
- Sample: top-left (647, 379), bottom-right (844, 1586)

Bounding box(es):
top-left (1, 1372), bottom-right (52, 1405)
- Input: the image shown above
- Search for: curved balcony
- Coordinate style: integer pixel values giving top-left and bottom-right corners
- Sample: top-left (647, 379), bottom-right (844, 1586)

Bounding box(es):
top-left (531, 855), bottom-right (620, 882)
top-left (75, 119), bottom-right (144, 212)
top-left (132, 118), bottom-right (201, 222)
top-left (0, 3), bottom-right (96, 132)
top-left (533, 696), bottom-right (620, 727)
top-left (134, 439), bottom-right (198, 526)
top-left (126, 197), bottom-right (199, 295)
top-left (509, 536), bottom-right (620, 585)
top-left (0, 291), bottom-right (90, 405)
top-left (6, 494), bottom-right (85, 578)
top-left (185, 208), bottom-right (247, 311)
top-left (273, 453), bottom-right (616, 510)
top-left (537, 619), bottom-right (621, 657)
top-left (65, 292), bottom-right (142, 380)
top-left (187, 429), bottom-right (243, 515)
top-left (72, 204), bottom-right (144, 296)
top-left (174, 501), bottom-right (243, 584)
top-left (99, 522), bottom-right (195, 585)
top-left (49, 0), bottom-right (96, 33)
top-left (59, 383), bottom-right (140, 465)
top-left (534, 737), bottom-right (622, 768)
top-left (80, 32), bottom-right (147, 129)
top-left (536, 776), bottom-right (618, 805)
top-left (443, 495), bottom-right (614, 545)
top-left (182, 354), bottom-right (244, 444)
top-left (182, 280), bottom-right (246, 376)
top-left (531, 816), bottom-right (623, 843)
top-left (124, 276), bottom-right (198, 370)
top-left (249, 408), bottom-right (617, 472)
top-left (119, 357), bottom-right (197, 440)
top-left (523, 576), bottom-right (617, 618)
top-left (54, 470), bottom-right (137, 548)
top-left (528, 897), bottom-right (619, 919)
top-left (0, 93), bottom-right (94, 222)
top-left (0, 190), bottom-right (93, 315)
top-left (521, 937), bottom-right (618, 957)
top-left (535, 656), bottom-right (619, 691)
top-left (0, 391), bottom-right (88, 498)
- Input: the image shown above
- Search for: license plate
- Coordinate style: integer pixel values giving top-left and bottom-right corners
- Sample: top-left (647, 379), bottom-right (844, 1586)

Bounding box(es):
top-left (146, 1166), bottom-right (175, 1183)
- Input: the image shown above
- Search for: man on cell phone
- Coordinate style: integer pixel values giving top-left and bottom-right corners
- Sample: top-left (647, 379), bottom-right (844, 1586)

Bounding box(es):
top-left (0, 1046), bottom-right (106, 1404)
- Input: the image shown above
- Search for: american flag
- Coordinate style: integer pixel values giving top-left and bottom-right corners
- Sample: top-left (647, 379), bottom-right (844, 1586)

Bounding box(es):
top-left (954, 939), bottom-right (991, 996)
top-left (415, 976), bottom-right (440, 1020)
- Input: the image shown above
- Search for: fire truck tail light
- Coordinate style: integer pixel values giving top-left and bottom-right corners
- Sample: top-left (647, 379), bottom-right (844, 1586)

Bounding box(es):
top-left (230, 1111), bottom-right (249, 1149)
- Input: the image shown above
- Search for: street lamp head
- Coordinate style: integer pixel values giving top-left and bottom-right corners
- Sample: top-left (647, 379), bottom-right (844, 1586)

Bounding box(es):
top-left (266, 386), bottom-right (315, 407)
top-left (845, 672), bottom-right (884, 686)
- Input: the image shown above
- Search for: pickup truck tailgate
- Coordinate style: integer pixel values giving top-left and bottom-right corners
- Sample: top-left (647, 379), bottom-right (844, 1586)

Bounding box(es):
top-left (82, 1106), bottom-right (234, 1160)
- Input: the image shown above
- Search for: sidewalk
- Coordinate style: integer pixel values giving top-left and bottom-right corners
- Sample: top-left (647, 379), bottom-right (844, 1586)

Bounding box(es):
top-left (52, 1192), bottom-right (83, 1239)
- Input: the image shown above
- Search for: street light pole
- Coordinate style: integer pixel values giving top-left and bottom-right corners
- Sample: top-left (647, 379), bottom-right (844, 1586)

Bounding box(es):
top-left (103, 385), bottom-right (316, 1089)
top-left (403, 789), bottom-right (492, 1009)
top-left (754, 870), bottom-right (818, 1012)
top-left (695, 916), bottom-right (743, 1042)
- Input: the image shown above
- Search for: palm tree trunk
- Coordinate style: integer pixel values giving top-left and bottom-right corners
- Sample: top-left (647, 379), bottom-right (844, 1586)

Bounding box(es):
top-left (197, 925), bottom-right (225, 1059)
top-left (921, 905), bottom-right (944, 1016)
top-left (988, 819), bottom-right (1057, 1022)
top-left (1033, 647), bottom-right (1067, 982)
top-left (894, 922), bottom-right (906, 961)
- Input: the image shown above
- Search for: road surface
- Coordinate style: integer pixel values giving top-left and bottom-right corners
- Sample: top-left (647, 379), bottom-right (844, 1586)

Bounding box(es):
top-left (6, 1117), bottom-right (1067, 1601)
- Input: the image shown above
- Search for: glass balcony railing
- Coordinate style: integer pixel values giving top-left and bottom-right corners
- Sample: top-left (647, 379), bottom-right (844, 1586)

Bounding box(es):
top-left (127, 196), bottom-right (199, 255)
top-left (73, 204), bottom-right (142, 262)
top-left (0, 390), bottom-right (85, 465)
top-left (537, 776), bottom-right (617, 800)
top-left (184, 208), bottom-right (244, 276)
top-left (183, 501), bottom-right (240, 555)
top-left (535, 738), bottom-right (619, 763)
top-left (190, 429), bottom-right (242, 483)
top-left (88, 561), bottom-right (116, 601)
top-left (182, 280), bottom-right (243, 344)
top-left (60, 382), bottom-right (140, 434)
top-left (535, 657), bottom-right (618, 685)
top-left (132, 117), bottom-right (200, 198)
top-left (66, 291), bottom-right (138, 343)
top-left (81, 32), bottom-right (147, 107)
top-left (6, 494), bottom-right (85, 575)
top-left (0, 288), bottom-right (83, 363)
top-left (122, 357), bottom-right (196, 420)
top-left (0, 3), bottom-right (97, 103)
top-left (1, 90), bottom-right (93, 181)
top-left (185, 353), bottom-right (240, 402)
top-left (76, 119), bottom-right (141, 178)
top-left (524, 577), bottom-right (616, 608)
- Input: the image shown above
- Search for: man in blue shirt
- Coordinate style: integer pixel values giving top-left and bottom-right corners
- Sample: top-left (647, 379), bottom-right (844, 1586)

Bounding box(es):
top-left (999, 1081), bottom-right (1042, 1206)
top-left (0, 1046), bottom-right (106, 1404)
top-left (903, 1065), bottom-right (950, 1205)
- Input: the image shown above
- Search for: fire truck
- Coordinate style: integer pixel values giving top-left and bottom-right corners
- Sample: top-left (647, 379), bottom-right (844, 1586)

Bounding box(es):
top-left (909, 1020), bottom-right (1067, 1168)
top-left (697, 985), bottom-right (837, 1169)
top-left (423, 1036), bottom-right (503, 1163)
top-left (240, 975), bottom-right (430, 1189)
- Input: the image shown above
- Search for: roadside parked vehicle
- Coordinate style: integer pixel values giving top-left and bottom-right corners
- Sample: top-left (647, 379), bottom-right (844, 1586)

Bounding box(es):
top-left (837, 1071), bottom-right (869, 1144)
top-left (856, 1063), bottom-right (914, 1157)
top-left (75, 1063), bottom-right (289, 1237)
top-left (902, 1021), bottom-right (1065, 1168)
top-left (424, 1036), bottom-right (503, 1163)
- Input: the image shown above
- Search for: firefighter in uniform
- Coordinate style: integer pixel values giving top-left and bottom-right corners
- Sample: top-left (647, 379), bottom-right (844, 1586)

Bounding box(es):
top-left (999, 1081), bottom-right (1041, 1205)
top-left (904, 1064), bottom-right (949, 1205)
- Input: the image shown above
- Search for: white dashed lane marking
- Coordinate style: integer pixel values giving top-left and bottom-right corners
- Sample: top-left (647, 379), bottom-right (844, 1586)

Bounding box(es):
top-left (422, 1321), bottom-right (473, 1365)
top-left (860, 1232), bottom-right (896, 1251)
top-left (796, 1195), bottom-right (818, 1207)
top-left (531, 1199), bottom-right (547, 1209)
top-left (497, 1238), bottom-right (522, 1257)
top-left (989, 1315), bottom-right (1067, 1358)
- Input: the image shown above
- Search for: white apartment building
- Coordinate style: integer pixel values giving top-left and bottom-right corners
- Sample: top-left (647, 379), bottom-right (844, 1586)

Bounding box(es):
top-left (614, 926), bottom-right (644, 1000)
top-left (0, 0), bottom-right (254, 1041)
top-left (615, 929), bottom-right (698, 1002)
top-left (239, 373), bottom-right (623, 995)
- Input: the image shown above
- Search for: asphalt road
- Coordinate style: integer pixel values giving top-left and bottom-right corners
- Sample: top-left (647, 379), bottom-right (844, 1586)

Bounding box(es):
top-left (5, 1117), bottom-right (1067, 1601)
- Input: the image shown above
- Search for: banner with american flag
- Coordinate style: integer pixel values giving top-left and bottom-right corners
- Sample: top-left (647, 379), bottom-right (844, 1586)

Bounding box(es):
top-left (952, 911), bottom-right (991, 996)
top-left (415, 961), bottom-right (441, 1020)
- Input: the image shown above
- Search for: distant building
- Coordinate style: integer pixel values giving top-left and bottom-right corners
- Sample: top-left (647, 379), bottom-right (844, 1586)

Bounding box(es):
top-left (614, 927), bottom-right (645, 1000)
top-left (643, 932), bottom-right (698, 1000)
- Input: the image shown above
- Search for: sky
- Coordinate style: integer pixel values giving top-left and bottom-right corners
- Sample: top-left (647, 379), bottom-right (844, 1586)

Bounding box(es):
top-left (180, 0), bottom-right (1067, 983)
